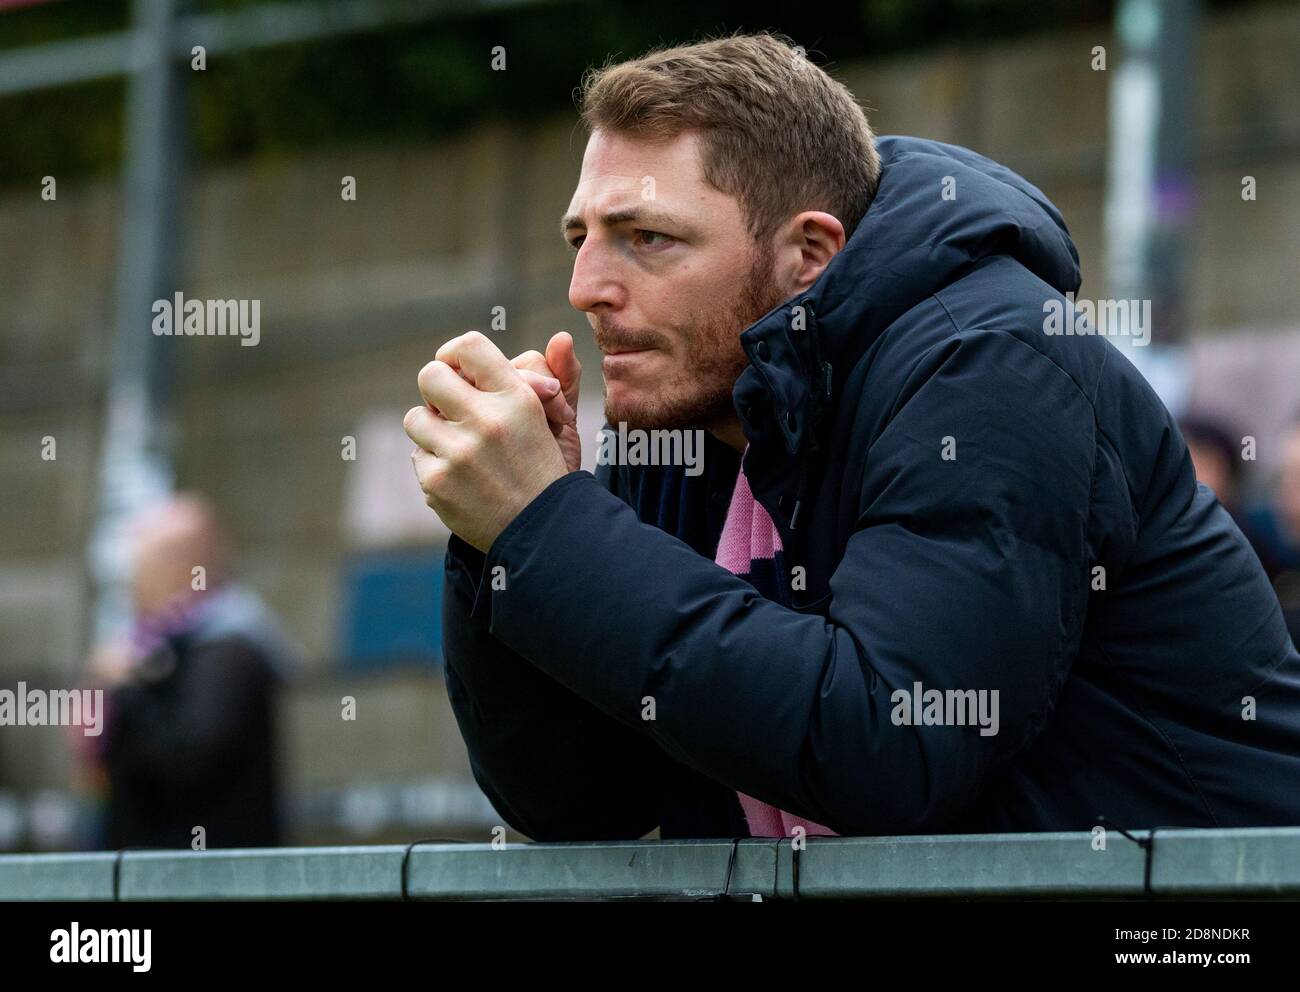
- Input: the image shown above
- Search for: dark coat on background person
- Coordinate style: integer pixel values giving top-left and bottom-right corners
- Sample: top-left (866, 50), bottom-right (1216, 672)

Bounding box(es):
top-left (441, 136), bottom-right (1300, 840)
top-left (101, 630), bottom-right (281, 849)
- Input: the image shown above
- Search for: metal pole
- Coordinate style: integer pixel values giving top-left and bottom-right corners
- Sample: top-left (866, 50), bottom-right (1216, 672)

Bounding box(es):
top-left (0, 0), bottom-right (552, 98)
top-left (1148, 0), bottom-right (1197, 345)
top-left (87, 0), bottom-right (186, 644)
top-left (1104, 0), bottom-right (1198, 377)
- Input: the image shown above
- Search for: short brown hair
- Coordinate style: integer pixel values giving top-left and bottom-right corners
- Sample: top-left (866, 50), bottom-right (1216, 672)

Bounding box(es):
top-left (578, 32), bottom-right (881, 244)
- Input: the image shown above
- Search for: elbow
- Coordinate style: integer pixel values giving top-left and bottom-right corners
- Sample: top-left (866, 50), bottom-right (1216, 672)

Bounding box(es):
top-left (473, 768), bottom-right (656, 842)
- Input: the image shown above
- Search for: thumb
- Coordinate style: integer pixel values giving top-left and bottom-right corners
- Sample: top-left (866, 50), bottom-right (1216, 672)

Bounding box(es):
top-left (546, 332), bottom-right (582, 406)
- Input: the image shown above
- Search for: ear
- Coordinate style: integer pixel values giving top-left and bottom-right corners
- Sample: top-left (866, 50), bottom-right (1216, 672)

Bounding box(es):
top-left (779, 211), bottom-right (846, 295)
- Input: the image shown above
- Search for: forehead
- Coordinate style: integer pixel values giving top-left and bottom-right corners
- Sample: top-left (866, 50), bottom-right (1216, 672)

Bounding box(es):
top-left (565, 129), bottom-right (720, 216)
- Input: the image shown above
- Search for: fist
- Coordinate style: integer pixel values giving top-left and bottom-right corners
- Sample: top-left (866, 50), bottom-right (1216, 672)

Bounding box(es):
top-left (509, 332), bottom-right (583, 473)
top-left (405, 331), bottom-right (569, 552)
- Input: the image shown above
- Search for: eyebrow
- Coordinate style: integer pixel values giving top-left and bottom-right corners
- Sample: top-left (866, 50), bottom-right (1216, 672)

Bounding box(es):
top-left (560, 206), bottom-right (689, 241)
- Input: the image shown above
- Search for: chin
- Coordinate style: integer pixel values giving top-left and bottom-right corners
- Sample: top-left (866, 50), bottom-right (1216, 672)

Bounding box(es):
top-left (604, 384), bottom-right (732, 433)
top-left (604, 394), bottom-right (674, 432)
top-left (604, 400), bottom-right (673, 432)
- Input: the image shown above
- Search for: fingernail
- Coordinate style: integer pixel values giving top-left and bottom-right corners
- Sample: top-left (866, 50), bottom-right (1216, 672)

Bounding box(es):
top-left (542, 376), bottom-right (561, 394)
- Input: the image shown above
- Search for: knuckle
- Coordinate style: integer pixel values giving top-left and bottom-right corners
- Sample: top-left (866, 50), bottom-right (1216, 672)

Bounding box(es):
top-left (480, 415), bottom-right (508, 444)
top-left (434, 336), bottom-right (462, 361)
top-left (419, 461), bottom-right (445, 495)
top-left (441, 439), bottom-right (470, 469)
top-left (506, 377), bottom-right (533, 402)
top-left (417, 361), bottom-right (437, 395)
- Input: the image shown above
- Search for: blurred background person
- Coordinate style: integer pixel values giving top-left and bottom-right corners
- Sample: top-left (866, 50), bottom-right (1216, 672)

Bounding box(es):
top-left (85, 493), bottom-right (296, 849)
top-left (1178, 413), bottom-right (1271, 565)
top-left (1181, 415), bottom-right (1247, 518)
top-left (1245, 420), bottom-right (1300, 580)
top-left (1181, 413), bottom-right (1300, 647)
top-left (1244, 421), bottom-right (1300, 645)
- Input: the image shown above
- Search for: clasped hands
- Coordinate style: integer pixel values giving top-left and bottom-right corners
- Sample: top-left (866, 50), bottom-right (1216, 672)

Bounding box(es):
top-left (404, 330), bottom-right (583, 553)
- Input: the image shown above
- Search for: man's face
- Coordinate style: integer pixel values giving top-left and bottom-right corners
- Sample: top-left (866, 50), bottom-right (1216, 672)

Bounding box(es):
top-left (563, 129), bottom-right (787, 431)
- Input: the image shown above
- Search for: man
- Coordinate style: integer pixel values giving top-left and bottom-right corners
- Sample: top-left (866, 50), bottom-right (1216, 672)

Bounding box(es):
top-left (1180, 415), bottom-right (1246, 518)
top-left (89, 494), bottom-right (294, 849)
top-left (1244, 421), bottom-right (1300, 646)
top-left (404, 33), bottom-right (1300, 840)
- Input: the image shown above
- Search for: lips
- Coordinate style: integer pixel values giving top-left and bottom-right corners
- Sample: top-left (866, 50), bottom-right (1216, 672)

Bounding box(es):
top-left (600, 339), bottom-right (656, 354)
top-left (602, 348), bottom-right (655, 375)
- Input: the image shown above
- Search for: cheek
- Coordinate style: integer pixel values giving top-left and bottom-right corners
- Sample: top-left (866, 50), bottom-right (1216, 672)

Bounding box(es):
top-left (675, 259), bottom-right (738, 303)
top-left (654, 270), bottom-right (725, 338)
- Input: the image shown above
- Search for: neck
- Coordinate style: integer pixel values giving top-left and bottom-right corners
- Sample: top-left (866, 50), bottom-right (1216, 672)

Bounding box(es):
top-left (706, 414), bottom-right (747, 453)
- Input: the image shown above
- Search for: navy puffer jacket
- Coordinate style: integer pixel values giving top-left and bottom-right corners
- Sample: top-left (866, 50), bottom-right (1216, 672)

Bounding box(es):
top-left (442, 136), bottom-right (1300, 840)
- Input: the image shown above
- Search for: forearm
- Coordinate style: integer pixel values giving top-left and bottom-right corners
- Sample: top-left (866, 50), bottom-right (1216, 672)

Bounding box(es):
top-left (442, 535), bottom-right (663, 841)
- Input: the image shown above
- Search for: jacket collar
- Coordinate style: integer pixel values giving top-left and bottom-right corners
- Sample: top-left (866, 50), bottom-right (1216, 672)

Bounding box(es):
top-left (732, 135), bottom-right (1081, 466)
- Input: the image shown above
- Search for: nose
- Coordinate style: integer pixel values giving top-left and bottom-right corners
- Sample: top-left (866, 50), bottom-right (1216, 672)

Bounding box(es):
top-left (568, 239), bottom-right (625, 314)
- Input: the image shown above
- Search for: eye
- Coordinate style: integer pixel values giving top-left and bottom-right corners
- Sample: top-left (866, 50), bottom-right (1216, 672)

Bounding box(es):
top-left (635, 229), bottom-right (674, 248)
top-left (567, 234), bottom-right (585, 252)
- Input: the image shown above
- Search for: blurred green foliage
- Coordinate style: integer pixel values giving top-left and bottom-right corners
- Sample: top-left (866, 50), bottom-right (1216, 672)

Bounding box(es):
top-left (0, 0), bottom-right (1256, 188)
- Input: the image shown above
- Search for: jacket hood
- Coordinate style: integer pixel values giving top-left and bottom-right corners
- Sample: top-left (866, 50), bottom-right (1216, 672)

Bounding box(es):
top-left (735, 135), bottom-right (1082, 457)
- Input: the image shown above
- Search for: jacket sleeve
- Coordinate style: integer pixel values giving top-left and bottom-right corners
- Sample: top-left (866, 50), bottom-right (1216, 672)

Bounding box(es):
top-left (441, 466), bottom-right (668, 841)
top-left (476, 330), bottom-right (1095, 835)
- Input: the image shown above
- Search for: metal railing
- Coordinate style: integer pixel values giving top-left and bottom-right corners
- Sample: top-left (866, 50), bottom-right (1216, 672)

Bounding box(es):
top-left (2, 828), bottom-right (1299, 900)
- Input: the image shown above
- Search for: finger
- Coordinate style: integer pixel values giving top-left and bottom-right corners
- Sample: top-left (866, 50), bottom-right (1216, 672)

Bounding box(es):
top-left (510, 349), bottom-right (548, 376)
top-left (512, 349), bottom-right (572, 422)
top-left (410, 448), bottom-right (447, 510)
top-left (510, 350), bottom-right (562, 406)
top-left (417, 360), bottom-right (478, 421)
top-left (403, 404), bottom-right (457, 455)
top-left (436, 331), bottom-right (517, 393)
top-left (515, 366), bottom-right (559, 395)
top-left (517, 368), bottom-right (575, 425)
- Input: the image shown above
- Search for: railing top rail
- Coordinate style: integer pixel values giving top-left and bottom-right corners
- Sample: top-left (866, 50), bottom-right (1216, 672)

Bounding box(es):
top-left (2, 828), bottom-right (1298, 901)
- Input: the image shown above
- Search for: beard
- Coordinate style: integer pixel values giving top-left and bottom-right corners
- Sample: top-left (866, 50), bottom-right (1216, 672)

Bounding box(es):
top-left (598, 241), bottom-right (787, 432)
